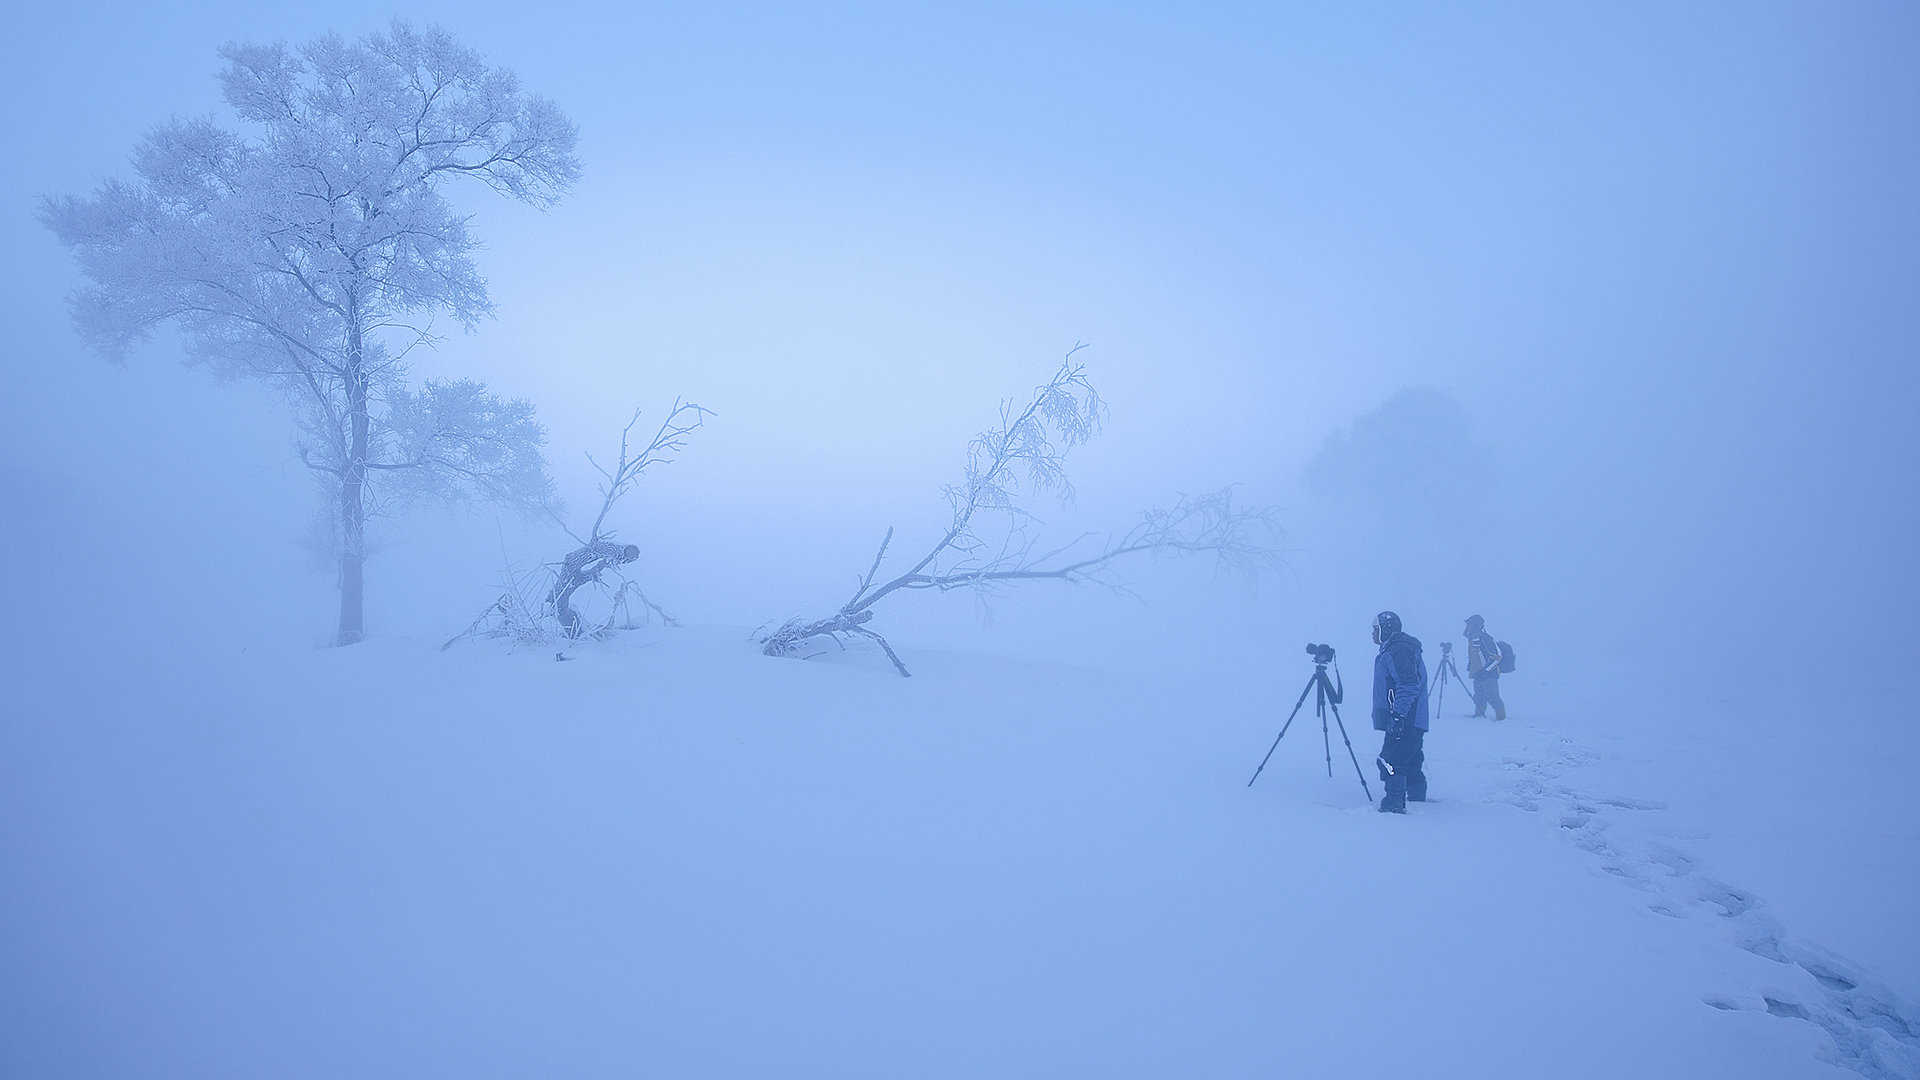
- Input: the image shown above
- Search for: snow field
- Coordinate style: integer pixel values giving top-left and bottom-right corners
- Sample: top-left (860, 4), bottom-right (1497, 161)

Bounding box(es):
top-left (2, 627), bottom-right (1911, 1078)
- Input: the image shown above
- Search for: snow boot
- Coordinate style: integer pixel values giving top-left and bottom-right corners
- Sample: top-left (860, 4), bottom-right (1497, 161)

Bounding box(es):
top-left (1378, 798), bottom-right (1407, 814)
top-left (1494, 702), bottom-right (1507, 723)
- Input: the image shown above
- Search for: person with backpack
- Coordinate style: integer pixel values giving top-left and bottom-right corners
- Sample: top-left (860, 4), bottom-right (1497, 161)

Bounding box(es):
top-left (1371, 610), bottom-right (1429, 814)
top-left (1463, 614), bottom-right (1507, 722)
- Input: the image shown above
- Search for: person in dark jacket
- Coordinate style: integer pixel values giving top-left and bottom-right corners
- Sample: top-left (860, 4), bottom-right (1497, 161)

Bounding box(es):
top-left (1463, 614), bottom-right (1506, 722)
top-left (1371, 610), bottom-right (1429, 813)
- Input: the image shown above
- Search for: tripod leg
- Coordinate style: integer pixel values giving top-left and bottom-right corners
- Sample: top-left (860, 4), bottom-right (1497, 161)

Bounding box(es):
top-left (1449, 660), bottom-right (1475, 707)
top-left (1325, 697), bottom-right (1375, 803)
top-left (1248, 673), bottom-right (1317, 787)
top-left (1318, 674), bottom-right (1333, 778)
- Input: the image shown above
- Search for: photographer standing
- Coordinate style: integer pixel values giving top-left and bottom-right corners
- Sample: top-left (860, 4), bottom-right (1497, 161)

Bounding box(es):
top-left (1371, 611), bottom-right (1429, 814)
top-left (1464, 614), bottom-right (1507, 722)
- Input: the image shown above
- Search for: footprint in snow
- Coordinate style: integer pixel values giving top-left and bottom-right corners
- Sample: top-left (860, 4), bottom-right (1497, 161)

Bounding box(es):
top-left (1645, 843), bottom-right (1695, 877)
top-left (1716, 988), bottom-right (1920, 1080)
top-left (1500, 741), bottom-right (1920, 1079)
top-left (1695, 879), bottom-right (1758, 919)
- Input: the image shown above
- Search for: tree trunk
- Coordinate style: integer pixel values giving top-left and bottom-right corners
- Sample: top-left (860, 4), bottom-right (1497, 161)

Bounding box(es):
top-left (335, 456), bottom-right (368, 644)
top-left (547, 541), bottom-right (639, 638)
top-left (336, 458), bottom-right (365, 644)
top-left (335, 299), bottom-right (370, 646)
top-left (337, 539), bottom-right (364, 645)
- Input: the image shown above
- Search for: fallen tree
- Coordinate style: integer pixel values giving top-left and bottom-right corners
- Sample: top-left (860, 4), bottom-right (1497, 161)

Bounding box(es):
top-left (443, 399), bottom-right (708, 650)
top-left (759, 346), bottom-right (1277, 675)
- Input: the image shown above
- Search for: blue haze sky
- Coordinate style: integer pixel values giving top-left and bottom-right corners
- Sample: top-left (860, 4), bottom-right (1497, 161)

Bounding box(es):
top-left (1, 0), bottom-right (1915, 672)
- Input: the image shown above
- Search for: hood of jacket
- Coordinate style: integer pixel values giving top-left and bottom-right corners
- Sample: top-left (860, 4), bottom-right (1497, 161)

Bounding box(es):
top-left (1380, 629), bottom-right (1422, 656)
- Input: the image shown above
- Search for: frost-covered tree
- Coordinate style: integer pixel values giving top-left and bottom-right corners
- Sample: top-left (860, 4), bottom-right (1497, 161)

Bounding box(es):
top-left (760, 346), bottom-right (1280, 675)
top-left (442, 398), bottom-right (711, 651)
top-left (40, 23), bottom-right (579, 644)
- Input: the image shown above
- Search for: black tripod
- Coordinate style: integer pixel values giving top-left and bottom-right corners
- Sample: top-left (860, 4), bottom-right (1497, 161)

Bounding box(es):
top-left (1247, 660), bottom-right (1374, 802)
top-left (1431, 641), bottom-right (1475, 718)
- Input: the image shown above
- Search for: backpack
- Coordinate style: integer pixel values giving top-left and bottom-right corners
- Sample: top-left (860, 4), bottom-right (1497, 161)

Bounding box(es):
top-left (1497, 641), bottom-right (1516, 673)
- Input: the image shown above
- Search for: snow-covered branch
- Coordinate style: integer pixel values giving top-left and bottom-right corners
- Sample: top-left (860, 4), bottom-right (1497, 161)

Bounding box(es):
top-left (583, 399), bottom-right (712, 542)
top-left (760, 348), bottom-right (1278, 676)
top-left (444, 398), bottom-right (708, 650)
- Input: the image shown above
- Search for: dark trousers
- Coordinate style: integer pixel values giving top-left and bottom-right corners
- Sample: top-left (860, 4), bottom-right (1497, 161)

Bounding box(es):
top-left (1472, 674), bottom-right (1505, 719)
top-left (1377, 727), bottom-right (1426, 807)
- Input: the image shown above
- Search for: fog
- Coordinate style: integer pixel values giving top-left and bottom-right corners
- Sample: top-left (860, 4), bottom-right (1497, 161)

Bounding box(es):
top-left (7, 2), bottom-right (1913, 671)
top-left (3, 3), bottom-right (1916, 1076)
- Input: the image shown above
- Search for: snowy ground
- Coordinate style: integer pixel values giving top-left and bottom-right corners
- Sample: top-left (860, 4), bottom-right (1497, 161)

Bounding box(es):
top-left (3, 626), bottom-right (1915, 1079)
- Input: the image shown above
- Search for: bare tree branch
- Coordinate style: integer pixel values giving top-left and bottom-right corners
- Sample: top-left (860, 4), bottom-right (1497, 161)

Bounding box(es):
top-left (446, 397), bottom-right (707, 649)
top-left (585, 399), bottom-right (712, 542)
top-left (760, 348), bottom-right (1279, 676)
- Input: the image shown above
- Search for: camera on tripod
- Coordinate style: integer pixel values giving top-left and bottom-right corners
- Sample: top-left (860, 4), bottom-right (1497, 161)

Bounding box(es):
top-left (1250, 637), bottom-right (1371, 800)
